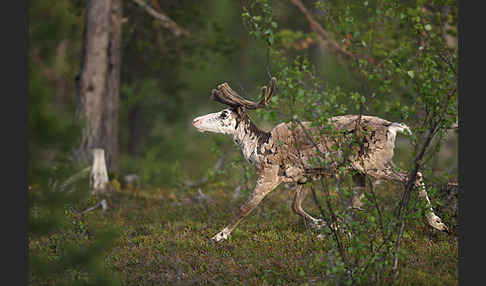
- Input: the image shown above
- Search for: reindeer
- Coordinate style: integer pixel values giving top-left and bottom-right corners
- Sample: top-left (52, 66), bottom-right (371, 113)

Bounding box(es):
top-left (192, 77), bottom-right (448, 242)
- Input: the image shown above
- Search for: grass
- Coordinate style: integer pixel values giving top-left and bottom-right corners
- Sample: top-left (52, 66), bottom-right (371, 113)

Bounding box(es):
top-left (29, 180), bottom-right (458, 285)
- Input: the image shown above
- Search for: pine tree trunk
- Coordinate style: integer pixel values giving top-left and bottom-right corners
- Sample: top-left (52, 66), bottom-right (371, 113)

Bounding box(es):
top-left (104, 0), bottom-right (123, 170)
top-left (75, 0), bottom-right (122, 171)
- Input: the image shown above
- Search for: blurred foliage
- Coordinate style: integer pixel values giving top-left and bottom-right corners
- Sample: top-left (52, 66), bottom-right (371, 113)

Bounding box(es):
top-left (29, 165), bottom-right (122, 285)
top-left (29, 0), bottom-right (83, 182)
top-left (29, 0), bottom-right (269, 186)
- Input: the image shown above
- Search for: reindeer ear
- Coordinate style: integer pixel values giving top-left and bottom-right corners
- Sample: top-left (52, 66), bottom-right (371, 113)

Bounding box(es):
top-left (235, 106), bottom-right (245, 116)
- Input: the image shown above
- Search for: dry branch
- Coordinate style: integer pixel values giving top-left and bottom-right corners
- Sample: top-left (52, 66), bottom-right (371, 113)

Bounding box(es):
top-left (60, 166), bottom-right (92, 192)
top-left (289, 0), bottom-right (373, 63)
top-left (183, 153), bottom-right (226, 188)
top-left (131, 0), bottom-right (189, 37)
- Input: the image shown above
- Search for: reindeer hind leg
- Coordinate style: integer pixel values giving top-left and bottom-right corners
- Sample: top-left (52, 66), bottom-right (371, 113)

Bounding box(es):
top-left (350, 173), bottom-right (366, 210)
top-left (373, 168), bottom-right (448, 232)
top-left (292, 184), bottom-right (324, 229)
top-left (414, 172), bottom-right (448, 231)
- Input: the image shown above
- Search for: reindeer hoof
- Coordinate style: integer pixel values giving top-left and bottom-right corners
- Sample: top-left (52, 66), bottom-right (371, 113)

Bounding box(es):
top-left (316, 233), bottom-right (326, 240)
top-left (311, 219), bottom-right (325, 230)
top-left (427, 213), bottom-right (448, 232)
top-left (211, 230), bottom-right (229, 242)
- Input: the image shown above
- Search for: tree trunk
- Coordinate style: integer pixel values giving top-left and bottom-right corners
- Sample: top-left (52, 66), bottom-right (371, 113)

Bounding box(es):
top-left (75, 0), bottom-right (122, 171)
top-left (128, 104), bottom-right (144, 158)
top-left (104, 0), bottom-right (123, 170)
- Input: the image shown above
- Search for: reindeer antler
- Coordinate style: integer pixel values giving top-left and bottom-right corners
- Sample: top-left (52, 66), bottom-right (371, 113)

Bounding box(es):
top-left (210, 77), bottom-right (277, 110)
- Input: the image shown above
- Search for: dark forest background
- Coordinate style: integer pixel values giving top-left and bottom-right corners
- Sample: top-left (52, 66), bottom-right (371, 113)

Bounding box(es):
top-left (30, 0), bottom-right (457, 186)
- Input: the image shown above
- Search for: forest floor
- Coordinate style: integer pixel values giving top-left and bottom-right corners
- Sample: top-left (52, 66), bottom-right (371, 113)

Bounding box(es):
top-left (29, 181), bottom-right (458, 285)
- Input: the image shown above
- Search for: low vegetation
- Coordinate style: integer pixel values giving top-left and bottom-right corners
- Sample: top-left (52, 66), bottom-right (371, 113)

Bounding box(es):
top-left (29, 177), bottom-right (458, 285)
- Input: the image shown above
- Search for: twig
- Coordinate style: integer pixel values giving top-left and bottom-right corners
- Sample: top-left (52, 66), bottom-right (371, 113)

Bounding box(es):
top-left (392, 86), bottom-right (456, 278)
top-left (131, 0), bottom-right (189, 37)
top-left (59, 166), bottom-right (92, 192)
top-left (367, 177), bottom-right (385, 238)
top-left (74, 199), bottom-right (108, 215)
top-left (310, 184), bottom-right (353, 280)
top-left (184, 153), bottom-right (226, 187)
top-left (289, 0), bottom-right (372, 63)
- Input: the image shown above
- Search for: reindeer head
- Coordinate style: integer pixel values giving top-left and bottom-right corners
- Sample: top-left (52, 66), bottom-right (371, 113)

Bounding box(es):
top-left (192, 108), bottom-right (240, 134)
top-left (192, 77), bottom-right (277, 135)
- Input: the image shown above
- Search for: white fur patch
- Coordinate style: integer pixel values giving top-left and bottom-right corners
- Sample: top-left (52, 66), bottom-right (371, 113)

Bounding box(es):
top-left (387, 122), bottom-right (411, 145)
top-left (232, 121), bottom-right (261, 165)
top-left (192, 109), bottom-right (237, 135)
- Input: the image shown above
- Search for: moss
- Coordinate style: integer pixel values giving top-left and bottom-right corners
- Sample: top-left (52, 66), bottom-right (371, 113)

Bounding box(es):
top-left (30, 185), bottom-right (458, 285)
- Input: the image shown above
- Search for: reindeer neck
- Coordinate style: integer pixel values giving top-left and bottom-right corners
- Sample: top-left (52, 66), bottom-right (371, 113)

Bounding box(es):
top-left (232, 113), bottom-right (271, 165)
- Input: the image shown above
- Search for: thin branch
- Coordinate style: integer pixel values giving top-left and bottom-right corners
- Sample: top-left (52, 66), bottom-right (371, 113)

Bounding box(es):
top-left (310, 184), bottom-right (349, 267)
top-left (72, 199), bottom-right (108, 215)
top-left (392, 86), bottom-right (456, 278)
top-left (131, 0), bottom-right (189, 37)
top-left (59, 166), bottom-right (92, 192)
top-left (289, 0), bottom-right (373, 63)
top-left (367, 177), bottom-right (385, 238)
top-left (183, 153), bottom-right (226, 187)
top-left (151, 0), bottom-right (163, 12)
top-left (288, 93), bottom-right (352, 277)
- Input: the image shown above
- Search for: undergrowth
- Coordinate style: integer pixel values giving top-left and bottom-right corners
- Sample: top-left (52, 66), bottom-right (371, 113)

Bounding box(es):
top-left (29, 180), bottom-right (458, 285)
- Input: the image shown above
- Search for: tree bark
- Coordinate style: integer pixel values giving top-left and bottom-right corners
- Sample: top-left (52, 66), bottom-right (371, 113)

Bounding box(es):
top-left (105, 0), bottom-right (123, 170)
top-left (75, 0), bottom-right (122, 171)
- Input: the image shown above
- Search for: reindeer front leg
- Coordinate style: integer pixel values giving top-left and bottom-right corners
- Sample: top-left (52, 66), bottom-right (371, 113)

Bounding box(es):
top-left (212, 167), bottom-right (281, 242)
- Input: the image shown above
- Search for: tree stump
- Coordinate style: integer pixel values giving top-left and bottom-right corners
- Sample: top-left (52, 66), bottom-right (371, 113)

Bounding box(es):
top-left (90, 148), bottom-right (110, 211)
top-left (90, 148), bottom-right (109, 195)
